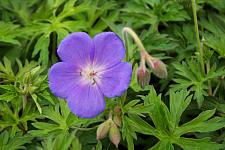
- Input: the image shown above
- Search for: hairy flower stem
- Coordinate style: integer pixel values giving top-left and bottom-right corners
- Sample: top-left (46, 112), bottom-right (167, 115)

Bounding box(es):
top-left (122, 27), bottom-right (154, 66)
top-left (122, 27), bottom-right (145, 54)
top-left (191, 0), bottom-right (205, 74)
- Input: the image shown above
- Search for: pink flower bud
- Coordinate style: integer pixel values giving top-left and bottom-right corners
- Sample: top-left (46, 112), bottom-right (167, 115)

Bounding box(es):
top-left (136, 67), bottom-right (150, 88)
top-left (146, 58), bottom-right (167, 79)
top-left (96, 120), bottom-right (111, 140)
top-left (109, 122), bottom-right (121, 148)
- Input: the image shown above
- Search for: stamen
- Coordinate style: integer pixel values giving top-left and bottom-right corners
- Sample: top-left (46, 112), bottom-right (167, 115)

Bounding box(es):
top-left (80, 66), bottom-right (99, 85)
top-left (89, 71), bottom-right (97, 77)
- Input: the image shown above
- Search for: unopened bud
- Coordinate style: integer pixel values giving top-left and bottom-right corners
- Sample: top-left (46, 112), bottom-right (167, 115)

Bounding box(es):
top-left (146, 58), bottom-right (167, 78)
top-left (113, 106), bottom-right (122, 127)
top-left (96, 120), bottom-right (111, 140)
top-left (109, 122), bottom-right (121, 148)
top-left (114, 106), bottom-right (121, 115)
top-left (136, 67), bottom-right (150, 88)
top-left (113, 115), bottom-right (122, 127)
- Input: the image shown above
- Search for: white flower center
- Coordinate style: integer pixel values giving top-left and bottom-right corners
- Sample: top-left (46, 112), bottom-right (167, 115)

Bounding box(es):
top-left (80, 65), bottom-right (103, 85)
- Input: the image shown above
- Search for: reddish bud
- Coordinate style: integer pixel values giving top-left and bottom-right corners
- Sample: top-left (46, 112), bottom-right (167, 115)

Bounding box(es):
top-left (96, 120), bottom-right (111, 140)
top-left (114, 105), bottom-right (121, 114)
top-left (136, 67), bottom-right (150, 88)
top-left (146, 58), bottom-right (167, 79)
top-left (109, 122), bottom-right (121, 148)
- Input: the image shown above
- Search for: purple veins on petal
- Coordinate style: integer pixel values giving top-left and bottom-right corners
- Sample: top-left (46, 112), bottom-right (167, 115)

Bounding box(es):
top-left (67, 84), bottom-right (105, 118)
top-left (48, 62), bottom-right (82, 98)
top-left (93, 32), bottom-right (125, 68)
top-left (98, 62), bottom-right (132, 98)
top-left (57, 32), bottom-right (94, 66)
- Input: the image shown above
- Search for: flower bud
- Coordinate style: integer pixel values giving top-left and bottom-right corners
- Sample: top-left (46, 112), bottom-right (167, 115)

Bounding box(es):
top-left (113, 106), bottom-right (122, 127)
top-left (109, 122), bottom-right (121, 148)
top-left (113, 115), bottom-right (122, 127)
top-left (114, 105), bottom-right (121, 115)
top-left (146, 58), bottom-right (167, 78)
top-left (96, 120), bottom-right (111, 140)
top-left (136, 67), bottom-right (150, 88)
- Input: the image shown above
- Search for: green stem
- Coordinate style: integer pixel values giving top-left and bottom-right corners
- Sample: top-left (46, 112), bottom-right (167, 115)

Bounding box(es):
top-left (122, 32), bottom-right (129, 61)
top-left (122, 27), bottom-right (155, 65)
top-left (122, 27), bottom-right (146, 53)
top-left (213, 82), bottom-right (221, 97)
top-left (24, 35), bottom-right (36, 60)
top-left (150, 22), bottom-right (159, 32)
top-left (191, 0), bottom-right (205, 74)
top-left (120, 91), bottom-right (127, 105)
top-left (22, 95), bottom-right (28, 111)
top-left (71, 125), bottom-right (98, 131)
top-left (206, 60), bottom-right (212, 96)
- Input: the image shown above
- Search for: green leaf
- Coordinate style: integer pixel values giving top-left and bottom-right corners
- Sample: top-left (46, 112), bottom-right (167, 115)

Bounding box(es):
top-left (30, 100), bottom-right (95, 136)
top-left (0, 131), bottom-right (32, 150)
top-left (0, 22), bottom-right (22, 45)
top-left (121, 116), bottom-right (137, 150)
top-left (31, 94), bottom-right (42, 114)
top-left (201, 13), bottom-right (225, 57)
top-left (127, 114), bottom-right (156, 136)
top-left (143, 86), bottom-right (171, 132)
top-left (32, 34), bottom-right (50, 65)
top-left (128, 88), bottom-right (225, 149)
top-left (96, 141), bottom-right (102, 150)
top-left (150, 140), bottom-right (174, 150)
top-left (171, 60), bottom-right (224, 107)
top-left (176, 109), bottom-right (225, 135)
top-left (169, 90), bottom-right (192, 129)
top-left (0, 101), bottom-right (39, 135)
top-left (0, 57), bottom-right (15, 82)
top-left (175, 137), bottom-right (224, 150)
top-left (122, 0), bottom-right (190, 29)
top-left (38, 131), bottom-right (81, 150)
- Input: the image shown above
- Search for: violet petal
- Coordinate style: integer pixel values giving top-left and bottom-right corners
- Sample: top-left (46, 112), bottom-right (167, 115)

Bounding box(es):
top-left (48, 62), bottom-right (81, 98)
top-left (57, 32), bottom-right (93, 67)
top-left (93, 32), bottom-right (125, 68)
top-left (98, 62), bottom-right (132, 98)
top-left (67, 84), bottom-right (105, 118)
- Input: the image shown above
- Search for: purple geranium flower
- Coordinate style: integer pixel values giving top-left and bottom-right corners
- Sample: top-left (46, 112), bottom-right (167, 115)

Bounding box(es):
top-left (48, 32), bottom-right (132, 118)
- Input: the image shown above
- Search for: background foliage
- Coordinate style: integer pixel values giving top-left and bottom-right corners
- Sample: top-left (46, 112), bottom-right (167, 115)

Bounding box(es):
top-left (0, 0), bottom-right (225, 149)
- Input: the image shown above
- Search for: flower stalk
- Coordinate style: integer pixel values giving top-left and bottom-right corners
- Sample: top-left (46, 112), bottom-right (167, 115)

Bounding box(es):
top-left (122, 27), bottom-right (168, 86)
top-left (191, 0), bottom-right (205, 74)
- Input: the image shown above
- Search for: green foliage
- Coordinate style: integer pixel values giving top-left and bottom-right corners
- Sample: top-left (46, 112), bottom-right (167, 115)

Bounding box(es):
top-left (122, 0), bottom-right (190, 30)
top-left (0, 0), bottom-right (225, 149)
top-left (0, 22), bottom-right (23, 45)
top-left (171, 60), bottom-right (225, 107)
top-left (30, 100), bottom-right (89, 136)
top-left (201, 13), bottom-right (225, 57)
top-left (127, 86), bottom-right (225, 149)
top-left (0, 131), bottom-right (32, 150)
top-left (37, 131), bottom-right (81, 150)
